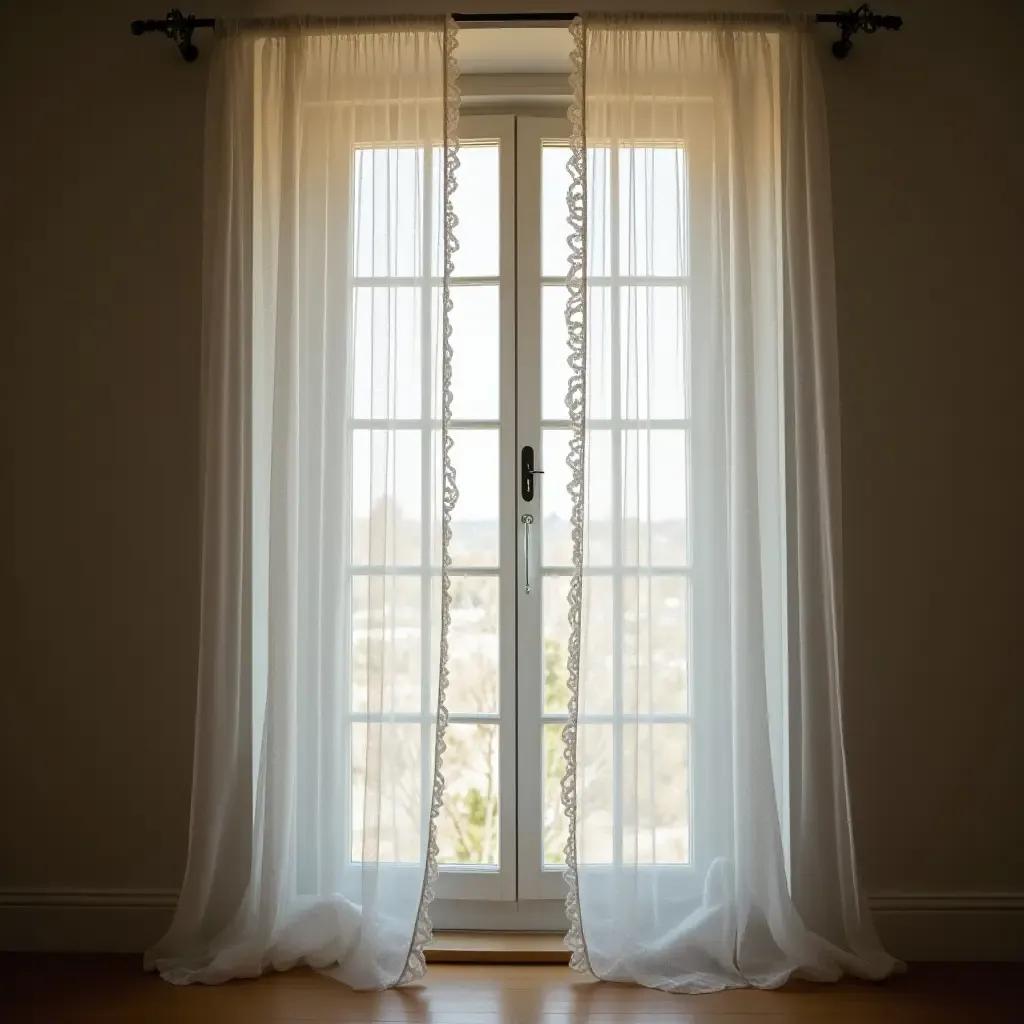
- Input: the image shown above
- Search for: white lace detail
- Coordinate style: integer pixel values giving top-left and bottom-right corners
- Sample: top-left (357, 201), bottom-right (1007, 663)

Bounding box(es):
top-left (560, 14), bottom-right (592, 978)
top-left (398, 15), bottom-right (460, 987)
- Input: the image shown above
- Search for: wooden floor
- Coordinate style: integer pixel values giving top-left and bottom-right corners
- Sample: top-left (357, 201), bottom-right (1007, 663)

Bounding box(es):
top-left (1, 955), bottom-right (1021, 1022)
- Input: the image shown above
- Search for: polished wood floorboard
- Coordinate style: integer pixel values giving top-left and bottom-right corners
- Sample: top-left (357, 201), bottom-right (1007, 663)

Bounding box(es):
top-left (1, 955), bottom-right (1021, 1022)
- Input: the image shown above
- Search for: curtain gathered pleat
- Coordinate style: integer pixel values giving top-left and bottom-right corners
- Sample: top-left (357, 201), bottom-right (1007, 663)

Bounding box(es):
top-left (561, 13), bottom-right (902, 993)
top-left (145, 16), bottom-right (460, 990)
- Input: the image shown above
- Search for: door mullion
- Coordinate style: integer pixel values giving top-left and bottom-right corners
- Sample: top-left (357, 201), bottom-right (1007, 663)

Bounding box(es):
top-left (496, 112), bottom-right (520, 902)
top-left (514, 115), bottom-right (545, 902)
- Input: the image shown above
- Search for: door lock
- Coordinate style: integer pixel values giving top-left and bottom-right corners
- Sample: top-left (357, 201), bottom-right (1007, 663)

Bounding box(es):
top-left (521, 445), bottom-right (544, 502)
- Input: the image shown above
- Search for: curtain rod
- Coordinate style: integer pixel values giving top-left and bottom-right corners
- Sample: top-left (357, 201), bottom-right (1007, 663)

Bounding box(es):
top-left (131, 6), bottom-right (902, 63)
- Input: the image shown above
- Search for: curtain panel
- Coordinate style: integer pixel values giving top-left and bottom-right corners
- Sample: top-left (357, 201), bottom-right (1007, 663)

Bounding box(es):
top-left (145, 17), bottom-right (460, 990)
top-left (561, 13), bottom-right (901, 992)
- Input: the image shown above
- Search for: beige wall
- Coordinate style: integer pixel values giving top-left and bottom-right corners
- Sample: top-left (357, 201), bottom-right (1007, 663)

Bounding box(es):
top-left (1, 0), bottom-right (1022, 920)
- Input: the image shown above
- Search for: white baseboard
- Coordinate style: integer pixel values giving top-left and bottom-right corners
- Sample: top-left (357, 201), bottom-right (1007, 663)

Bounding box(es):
top-left (869, 892), bottom-right (1024, 962)
top-left (0, 889), bottom-right (178, 955)
top-left (1, 888), bottom-right (1021, 961)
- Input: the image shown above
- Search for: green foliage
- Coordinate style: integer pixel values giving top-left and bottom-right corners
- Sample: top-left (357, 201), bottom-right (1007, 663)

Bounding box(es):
top-left (544, 636), bottom-right (564, 711)
top-left (467, 786), bottom-right (489, 829)
top-left (441, 635), bottom-right (569, 866)
top-left (543, 637), bottom-right (569, 865)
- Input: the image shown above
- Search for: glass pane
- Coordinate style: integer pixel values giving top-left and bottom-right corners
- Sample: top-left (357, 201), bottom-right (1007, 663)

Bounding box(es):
top-left (586, 147), bottom-right (612, 277)
top-left (449, 429), bottom-right (500, 567)
top-left (447, 575), bottom-right (499, 714)
top-left (543, 574), bottom-right (613, 716)
top-left (584, 285), bottom-right (613, 420)
top-left (351, 429), bottom-right (421, 566)
top-left (543, 285), bottom-right (613, 423)
top-left (449, 143), bottom-right (500, 278)
top-left (449, 285), bottom-right (499, 420)
top-left (622, 723), bottom-right (690, 864)
top-left (354, 147), bottom-right (424, 278)
top-left (543, 722), bottom-right (568, 866)
top-left (542, 286), bottom-right (616, 422)
top-left (542, 145), bottom-right (571, 278)
top-left (541, 429), bottom-right (571, 567)
top-left (622, 429), bottom-right (689, 566)
top-left (350, 722), bottom-right (423, 863)
top-left (542, 575), bottom-right (570, 714)
top-left (576, 722), bottom-right (614, 864)
top-left (352, 287), bottom-right (422, 420)
top-left (620, 286), bottom-right (690, 420)
top-left (542, 286), bottom-right (570, 421)
top-left (622, 574), bottom-right (689, 715)
top-left (543, 145), bottom-right (612, 278)
top-left (579, 575), bottom-right (614, 714)
top-left (437, 723), bottom-right (500, 866)
top-left (541, 428), bottom-right (613, 566)
top-left (350, 576), bottom-right (422, 713)
top-left (618, 146), bottom-right (689, 277)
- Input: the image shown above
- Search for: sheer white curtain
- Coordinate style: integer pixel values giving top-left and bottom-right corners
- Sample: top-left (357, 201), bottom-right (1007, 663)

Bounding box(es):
top-left (145, 17), bottom-right (459, 989)
top-left (562, 15), bottom-right (901, 992)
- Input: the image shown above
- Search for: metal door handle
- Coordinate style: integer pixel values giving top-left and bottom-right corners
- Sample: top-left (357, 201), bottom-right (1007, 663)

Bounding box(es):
top-left (521, 446), bottom-right (544, 502)
top-left (521, 513), bottom-right (534, 594)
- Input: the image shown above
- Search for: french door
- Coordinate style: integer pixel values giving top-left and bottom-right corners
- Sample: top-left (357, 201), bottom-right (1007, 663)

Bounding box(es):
top-left (425, 114), bottom-right (576, 921)
top-left (431, 111), bottom-right (699, 925)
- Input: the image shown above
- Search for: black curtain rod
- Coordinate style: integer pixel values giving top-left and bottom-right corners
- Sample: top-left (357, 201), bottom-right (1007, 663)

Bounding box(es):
top-left (132, 6), bottom-right (902, 63)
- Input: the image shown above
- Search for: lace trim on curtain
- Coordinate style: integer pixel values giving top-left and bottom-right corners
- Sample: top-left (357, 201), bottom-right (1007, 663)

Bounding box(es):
top-left (398, 15), bottom-right (460, 987)
top-left (560, 14), bottom-right (593, 978)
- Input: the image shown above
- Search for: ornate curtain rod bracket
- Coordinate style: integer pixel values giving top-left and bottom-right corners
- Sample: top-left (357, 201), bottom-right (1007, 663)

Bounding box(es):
top-left (829, 4), bottom-right (903, 59)
top-left (131, 9), bottom-right (212, 63)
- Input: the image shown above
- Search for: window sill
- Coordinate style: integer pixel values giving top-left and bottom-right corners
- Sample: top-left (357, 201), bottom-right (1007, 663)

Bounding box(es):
top-left (426, 931), bottom-right (569, 963)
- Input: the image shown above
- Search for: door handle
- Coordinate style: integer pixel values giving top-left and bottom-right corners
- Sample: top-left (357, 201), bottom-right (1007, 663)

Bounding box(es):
top-left (521, 445), bottom-right (544, 502)
top-left (521, 513), bottom-right (534, 594)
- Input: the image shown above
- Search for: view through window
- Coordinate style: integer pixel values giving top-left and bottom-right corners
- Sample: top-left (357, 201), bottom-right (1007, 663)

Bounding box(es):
top-left (346, 116), bottom-right (694, 908)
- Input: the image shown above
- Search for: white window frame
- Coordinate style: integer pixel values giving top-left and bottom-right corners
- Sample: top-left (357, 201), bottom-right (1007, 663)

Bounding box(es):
top-left (369, 86), bottom-right (729, 929)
